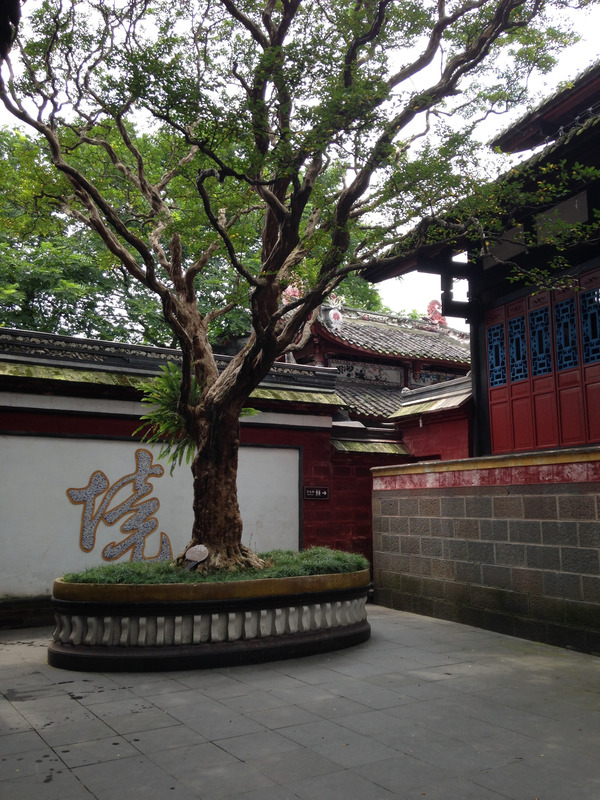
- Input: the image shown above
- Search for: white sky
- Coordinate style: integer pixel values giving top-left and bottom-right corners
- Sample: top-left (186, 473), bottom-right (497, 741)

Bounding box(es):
top-left (377, 4), bottom-right (600, 332)
top-left (380, 272), bottom-right (470, 331)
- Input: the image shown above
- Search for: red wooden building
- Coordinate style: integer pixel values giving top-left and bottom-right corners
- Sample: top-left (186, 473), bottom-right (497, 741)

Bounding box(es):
top-left (365, 63), bottom-right (600, 653)
top-left (365, 62), bottom-right (600, 458)
top-left (294, 303), bottom-right (470, 422)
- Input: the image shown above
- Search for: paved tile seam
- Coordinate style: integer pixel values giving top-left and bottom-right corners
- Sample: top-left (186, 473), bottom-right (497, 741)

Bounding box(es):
top-left (1, 607), bottom-right (599, 800)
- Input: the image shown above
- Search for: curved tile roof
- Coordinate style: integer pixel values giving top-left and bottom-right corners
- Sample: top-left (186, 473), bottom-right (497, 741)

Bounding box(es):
top-left (318, 309), bottom-right (470, 365)
top-left (335, 381), bottom-right (407, 421)
top-left (336, 374), bottom-right (472, 422)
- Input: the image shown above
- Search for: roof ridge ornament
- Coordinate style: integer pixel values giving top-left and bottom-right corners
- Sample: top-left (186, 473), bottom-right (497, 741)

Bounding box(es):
top-left (326, 304), bottom-right (343, 331)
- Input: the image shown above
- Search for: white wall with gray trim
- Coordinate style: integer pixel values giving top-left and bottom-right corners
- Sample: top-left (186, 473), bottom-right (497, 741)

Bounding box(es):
top-left (0, 433), bottom-right (300, 598)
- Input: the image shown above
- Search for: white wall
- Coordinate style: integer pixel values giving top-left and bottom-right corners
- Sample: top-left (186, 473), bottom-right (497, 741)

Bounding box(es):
top-left (0, 435), bottom-right (300, 598)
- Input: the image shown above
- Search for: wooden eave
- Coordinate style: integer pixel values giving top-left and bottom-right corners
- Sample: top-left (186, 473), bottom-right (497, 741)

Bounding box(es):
top-left (493, 62), bottom-right (600, 153)
top-left (363, 114), bottom-right (600, 287)
top-left (361, 243), bottom-right (462, 284)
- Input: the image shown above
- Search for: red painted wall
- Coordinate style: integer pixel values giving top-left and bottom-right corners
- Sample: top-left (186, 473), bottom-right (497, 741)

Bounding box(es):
top-left (393, 410), bottom-right (471, 461)
top-left (1, 409), bottom-right (139, 438)
top-left (241, 424), bottom-right (406, 564)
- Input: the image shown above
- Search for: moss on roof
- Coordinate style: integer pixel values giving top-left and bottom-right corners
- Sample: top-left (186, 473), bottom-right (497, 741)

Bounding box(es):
top-left (0, 362), bottom-right (344, 408)
top-left (249, 387), bottom-right (343, 405)
top-left (390, 402), bottom-right (436, 418)
top-left (0, 361), bottom-right (148, 389)
top-left (332, 440), bottom-right (410, 454)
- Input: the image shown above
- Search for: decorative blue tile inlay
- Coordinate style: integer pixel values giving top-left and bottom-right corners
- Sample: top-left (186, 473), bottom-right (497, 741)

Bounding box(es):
top-left (487, 323), bottom-right (506, 387)
top-left (554, 298), bottom-right (579, 371)
top-left (529, 307), bottom-right (552, 376)
top-left (580, 288), bottom-right (600, 364)
top-left (508, 316), bottom-right (528, 382)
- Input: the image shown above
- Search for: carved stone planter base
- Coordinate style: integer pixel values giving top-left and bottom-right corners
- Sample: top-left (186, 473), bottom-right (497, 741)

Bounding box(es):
top-left (48, 571), bottom-right (371, 672)
top-left (48, 621), bottom-right (371, 672)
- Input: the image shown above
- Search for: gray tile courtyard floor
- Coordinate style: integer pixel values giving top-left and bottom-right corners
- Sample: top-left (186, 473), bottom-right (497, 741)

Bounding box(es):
top-left (1, 605), bottom-right (599, 800)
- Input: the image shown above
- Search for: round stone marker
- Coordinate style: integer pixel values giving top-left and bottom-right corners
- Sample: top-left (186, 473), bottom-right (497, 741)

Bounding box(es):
top-left (185, 544), bottom-right (209, 562)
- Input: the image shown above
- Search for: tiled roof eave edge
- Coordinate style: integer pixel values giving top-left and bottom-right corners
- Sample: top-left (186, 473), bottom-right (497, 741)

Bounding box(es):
top-left (389, 394), bottom-right (471, 420)
top-left (0, 328), bottom-right (339, 392)
top-left (0, 362), bottom-right (345, 406)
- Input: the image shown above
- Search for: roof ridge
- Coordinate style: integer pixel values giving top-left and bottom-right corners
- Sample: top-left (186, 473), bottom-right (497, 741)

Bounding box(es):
top-left (321, 304), bottom-right (470, 341)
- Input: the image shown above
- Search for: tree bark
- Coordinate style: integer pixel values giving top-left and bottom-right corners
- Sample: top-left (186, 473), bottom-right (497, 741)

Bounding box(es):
top-left (181, 401), bottom-right (264, 570)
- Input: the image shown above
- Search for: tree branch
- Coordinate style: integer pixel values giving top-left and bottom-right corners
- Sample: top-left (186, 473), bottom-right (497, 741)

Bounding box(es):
top-left (196, 169), bottom-right (261, 287)
top-left (343, 1), bottom-right (391, 88)
top-left (217, 0), bottom-right (269, 49)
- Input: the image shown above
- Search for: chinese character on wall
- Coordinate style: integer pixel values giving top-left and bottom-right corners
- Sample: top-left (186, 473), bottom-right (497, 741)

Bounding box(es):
top-left (67, 449), bottom-right (173, 562)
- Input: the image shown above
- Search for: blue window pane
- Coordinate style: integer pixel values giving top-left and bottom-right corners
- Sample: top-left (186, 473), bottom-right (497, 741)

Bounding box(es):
top-left (529, 307), bottom-right (552, 376)
top-left (508, 316), bottom-right (528, 382)
top-left (554, 298), bottom-right (579, 371)
top-left (487, 323), bottom-right (506, 387)
top-left (581, 288), bottom-right (600, 364)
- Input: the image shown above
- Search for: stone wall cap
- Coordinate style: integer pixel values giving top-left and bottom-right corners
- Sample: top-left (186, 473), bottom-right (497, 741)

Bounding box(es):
top-left (372, 446), bottom-right (600, 477)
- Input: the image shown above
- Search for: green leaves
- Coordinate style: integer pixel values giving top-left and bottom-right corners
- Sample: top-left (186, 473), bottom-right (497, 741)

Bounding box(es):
top-left (2, 1), bottom-right (597, 367)
top-left (0, 125), bottom-right (252, 343)
top-left (135, 362), bottom-right (200, 474)
top-left (135, 362), bottom-right (260, 473)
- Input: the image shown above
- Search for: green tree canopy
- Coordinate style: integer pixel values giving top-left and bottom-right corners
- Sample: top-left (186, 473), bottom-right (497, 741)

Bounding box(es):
top-left (0, 125), bottom-right (384, 342)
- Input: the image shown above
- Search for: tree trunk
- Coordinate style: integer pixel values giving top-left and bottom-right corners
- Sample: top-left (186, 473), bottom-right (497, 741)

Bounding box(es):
top-left (182, 403), bottom-right (264, 571)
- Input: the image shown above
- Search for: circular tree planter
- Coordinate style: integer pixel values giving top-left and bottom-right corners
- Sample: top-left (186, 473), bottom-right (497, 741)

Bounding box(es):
top-left (48, 569), bottom-right (371, 671)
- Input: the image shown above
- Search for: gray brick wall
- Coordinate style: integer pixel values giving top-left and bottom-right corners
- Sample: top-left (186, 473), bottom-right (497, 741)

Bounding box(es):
top-left (372, 482), bottom-right (600, 654)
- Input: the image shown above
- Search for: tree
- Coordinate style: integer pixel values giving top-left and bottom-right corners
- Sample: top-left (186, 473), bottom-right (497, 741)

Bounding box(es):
top-left (0, 125), bottom-right (383, 343)
top-left (0, 127), bottom-right (167, 342)
top-left (0, 0), bottom-right (590, 569)
top-left (0, 0), bottom-right (20, 61)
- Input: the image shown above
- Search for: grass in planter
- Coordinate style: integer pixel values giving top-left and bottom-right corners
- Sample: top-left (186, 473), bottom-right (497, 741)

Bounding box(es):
top-left (62, 547), bottom-right (370, 585)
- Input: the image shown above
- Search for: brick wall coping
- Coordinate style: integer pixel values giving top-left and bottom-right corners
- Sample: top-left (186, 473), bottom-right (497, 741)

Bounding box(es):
top-left (372, 446), bottom-right (600, 490)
